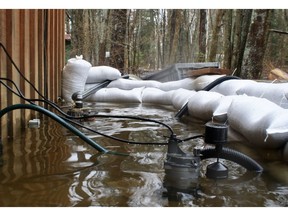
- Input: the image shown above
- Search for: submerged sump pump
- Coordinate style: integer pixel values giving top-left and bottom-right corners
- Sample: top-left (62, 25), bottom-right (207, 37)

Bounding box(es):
top-left (163, 121), bottom-right (263, 200)
top-left (164, 121), bottom-right (263, 189)
top-left (164, 122), bottom-right (229, 182)
top-left (163, 135), bottom-right (202, 199)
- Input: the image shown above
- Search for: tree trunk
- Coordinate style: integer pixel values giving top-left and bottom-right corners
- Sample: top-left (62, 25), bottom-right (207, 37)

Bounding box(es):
top-left (234, 9), bottom-right (253, 76)
top-left (223, 10), bottom-right (232, 69)
top-left (70, 9), bottom-right (98, 64)
top-left (98, 10), bottom-right (111, 66)
top-left (197, 9), bottom-right (207, 62)
top-left (110, 9), bottom-right (127, 72)
top-left (168, 9), bottom-right (183, 64)
top-left (242, 9), bottom-right (271, 79)
top-left (208, 9), bottom-right (224, 62)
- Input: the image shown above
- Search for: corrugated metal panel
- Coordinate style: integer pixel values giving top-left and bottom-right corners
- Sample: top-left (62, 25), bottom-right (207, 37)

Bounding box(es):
top-left (142, 62), bottom-right (220, 82)
top-left (0, 9), bottom-right (65, 139)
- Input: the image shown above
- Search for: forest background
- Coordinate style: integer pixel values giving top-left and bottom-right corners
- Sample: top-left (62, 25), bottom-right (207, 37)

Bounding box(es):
top-left (66, 9), bottom-right (288, 79)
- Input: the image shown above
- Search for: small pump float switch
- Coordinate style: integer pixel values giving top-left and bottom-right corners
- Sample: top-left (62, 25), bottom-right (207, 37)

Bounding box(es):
top-left (204, 122), bottom-right (229, 179)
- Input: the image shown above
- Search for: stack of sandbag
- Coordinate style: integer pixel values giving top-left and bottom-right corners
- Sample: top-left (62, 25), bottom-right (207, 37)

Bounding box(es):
top-left (85, 75), bottom-right (221, 104)
top-left (86, 66), bottom-right (122, 83)
top-left (62, 55), bottom-right (91, 103)
top-left (236, 82), bottom-right (288, 109)
top-left (187, 91), bottom-right (223, 121)
top-left (182, 91), bottom-right (288, 152)
top-left (86, 87), bottom-right (144, 103)
top-left (211, 79), bottom-right (288, 109)
top-left (107, 78), bottom-right (161, 90)
top-left (210, 79), bottom-right (257, 95)
top-left (227, 96), bottom-right (288, 149)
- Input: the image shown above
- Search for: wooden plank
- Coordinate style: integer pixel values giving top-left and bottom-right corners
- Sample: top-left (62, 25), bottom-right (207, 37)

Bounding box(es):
top-left (0, 9), bottom-right (8, 139)
top-left (37, 10), bottom-right (44, 108)
top-left (12, 10), bottom-right (22, 135)
top-left (0, 9), bottom-right (65, 138)
top-left (186, 67), bottom-right (230, 77)
top-left (6, 9), bottom-right (14, 138)
top-left (19, 9), bottom-right (26, 128)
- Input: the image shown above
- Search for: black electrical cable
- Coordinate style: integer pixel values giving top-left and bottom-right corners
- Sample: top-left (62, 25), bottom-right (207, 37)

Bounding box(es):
top-left (63, 116), bottom-right (170, 145)
top-left (0, 79), bottom-right (23, 98)
top-left (175, 75), bottom-right (241, 118)
top-left (0, 43), bottom-right (48, 101)
top-left (0, 77), bottom-right (174, 145)
top-left (1, 77), bottom-right (175, 137)
top-left (180, 134), bottom-right (204, 142)
top-left (0, 42), bottom-right (202, 146)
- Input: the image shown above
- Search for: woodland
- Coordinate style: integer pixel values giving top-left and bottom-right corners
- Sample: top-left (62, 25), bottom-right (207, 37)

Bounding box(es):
top-left (66, 9), bottom-right (288, 79)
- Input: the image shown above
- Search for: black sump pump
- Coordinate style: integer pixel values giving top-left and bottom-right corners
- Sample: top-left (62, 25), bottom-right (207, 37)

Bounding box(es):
top-left (164, 121), bottom-right (263, 182)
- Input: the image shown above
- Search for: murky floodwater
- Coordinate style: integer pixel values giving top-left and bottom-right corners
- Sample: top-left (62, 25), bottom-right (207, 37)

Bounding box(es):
top-left (0, 103), bottom-right (288, 207)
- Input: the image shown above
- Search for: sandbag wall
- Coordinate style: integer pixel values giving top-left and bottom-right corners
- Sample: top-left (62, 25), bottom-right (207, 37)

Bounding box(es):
top-left (62, 58), bottom-right (288, 161)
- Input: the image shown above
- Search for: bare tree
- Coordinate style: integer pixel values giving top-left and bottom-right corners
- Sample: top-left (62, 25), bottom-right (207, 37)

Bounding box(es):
top-left (198, 9), bottom-right (207, 62)
top-left (67, 9), bottom-right (288, 79)
top-left (232, 9), bottom-right (253, 76)
top-left (223, 10), bottom-right (232, 69)
top-left (208, 9), bottom-right (225, 62)
top-left (109, 9), bottom-right (128, 72)
top-left (168, 9), bottom-right (183, 64)
top-left (242, 9), bottom-right (271, 79)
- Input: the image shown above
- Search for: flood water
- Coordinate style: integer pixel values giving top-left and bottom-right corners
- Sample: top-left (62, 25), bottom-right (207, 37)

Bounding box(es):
top-left (0, 102), bottom-right (288, 207)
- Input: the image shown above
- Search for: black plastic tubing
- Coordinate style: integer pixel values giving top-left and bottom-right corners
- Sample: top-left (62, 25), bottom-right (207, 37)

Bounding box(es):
top-left (200, 147), bottom-right (263, 172)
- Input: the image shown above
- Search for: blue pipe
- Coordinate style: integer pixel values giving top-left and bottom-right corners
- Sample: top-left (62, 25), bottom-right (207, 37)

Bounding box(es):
top-left (0, 104), bottom-right (109, 153)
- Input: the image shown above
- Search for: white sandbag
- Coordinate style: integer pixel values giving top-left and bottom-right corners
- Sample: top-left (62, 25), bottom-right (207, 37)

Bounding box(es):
top-left (265, 109), bottom-right (288, 148)
top-left (212, 95), bottom-right (246, 123)
top-left (193, 75), bottom-right (225, 91)
top-left (86, 66), bottom-right (121, 84)
top-left (227, 125), bottom-right (248, 143)
top-left (142, 88), bottom-right (174, 105)
top-left (84, 83), bottom-right (100, 90)
top-left (187, 91), bottom-right (223, 121)
top-left (108, 79), bottom-right (161, 90)
top-left (171, 89), bottom-right (196, 110)
top-left (158, 78), bottom-right (195, 91)
top-left (210, 79), bottom-right (257, 95)
top-left (227, 96), bottom-right (288, 149)
top-left (62, 55), bottom-right (92, 103)
top-left (84, 87), bottom-right (143, 103)
top-left (236, 82), bottom-right (288, 108)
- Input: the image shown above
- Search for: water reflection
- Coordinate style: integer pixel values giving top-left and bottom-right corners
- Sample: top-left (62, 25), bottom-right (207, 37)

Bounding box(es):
top-left (0, 103), bottom-right (288, 206)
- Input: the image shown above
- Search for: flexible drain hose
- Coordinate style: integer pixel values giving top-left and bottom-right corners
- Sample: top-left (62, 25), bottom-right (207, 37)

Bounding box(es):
top-left (199, 147), bottom-right (263, 172)
top-left (175, 75), bottom-right (241, 118)
top-left (0, 104), bottom-right (109, 153)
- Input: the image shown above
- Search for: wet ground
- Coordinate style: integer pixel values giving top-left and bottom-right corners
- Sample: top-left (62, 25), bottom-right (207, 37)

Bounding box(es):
top-left (0, 103), bottom-right (288, 207)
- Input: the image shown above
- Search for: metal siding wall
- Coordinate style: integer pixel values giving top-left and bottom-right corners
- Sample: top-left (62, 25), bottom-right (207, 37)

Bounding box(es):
top-left (0, 9), bottom-right (65, 139)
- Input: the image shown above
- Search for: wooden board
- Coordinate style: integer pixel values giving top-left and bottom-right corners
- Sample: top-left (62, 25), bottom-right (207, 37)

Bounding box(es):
top-left (186, 67), bottom-right (231, 77)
